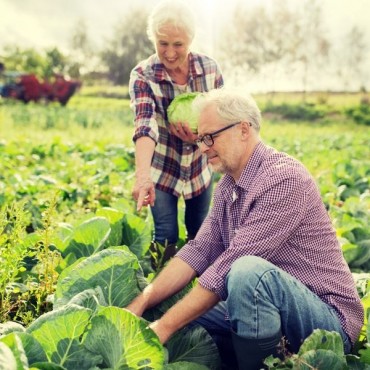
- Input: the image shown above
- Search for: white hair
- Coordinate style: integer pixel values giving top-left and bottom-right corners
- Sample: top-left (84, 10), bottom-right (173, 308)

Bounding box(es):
top-left (194, 88), bottom-right (262, 132)
top-left (147, 0), bottom-right (196, 44)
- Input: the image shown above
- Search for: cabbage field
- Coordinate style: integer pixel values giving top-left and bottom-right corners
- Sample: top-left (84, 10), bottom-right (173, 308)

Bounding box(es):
top-left (0, 89), bottom-right (369, 369)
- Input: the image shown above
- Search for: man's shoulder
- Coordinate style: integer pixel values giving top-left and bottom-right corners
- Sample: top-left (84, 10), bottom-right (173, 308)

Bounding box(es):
top-left (250, 145), bottom-right (312, 188)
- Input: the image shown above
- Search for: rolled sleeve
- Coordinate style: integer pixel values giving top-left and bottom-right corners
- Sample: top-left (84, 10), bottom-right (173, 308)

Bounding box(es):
top-left (198, 265), bottom-right (228, 300)
top-left (176, 244), bottom-right (210, 276)
top-left (132, 123), bottom-right (159, 143)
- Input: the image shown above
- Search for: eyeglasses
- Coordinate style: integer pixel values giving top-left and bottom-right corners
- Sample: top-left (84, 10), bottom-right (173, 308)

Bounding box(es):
top-left (195, 121), bottom-right (244, 148)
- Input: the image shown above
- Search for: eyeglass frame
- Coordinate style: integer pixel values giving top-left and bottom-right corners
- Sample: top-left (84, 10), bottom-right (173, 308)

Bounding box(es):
top-left (195, 121), bottom-right (251, 148)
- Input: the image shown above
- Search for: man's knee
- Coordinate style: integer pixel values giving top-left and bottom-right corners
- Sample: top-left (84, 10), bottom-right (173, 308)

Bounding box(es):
top-left (226, 255), bottom-right (278, 300)
top-left (228, 255), bottom-right (273, 280)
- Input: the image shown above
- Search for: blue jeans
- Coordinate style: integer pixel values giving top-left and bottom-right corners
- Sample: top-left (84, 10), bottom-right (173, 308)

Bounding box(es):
top-left (150, 183), bottom-right (213, 244)
top-left (193, 256), bottom-right (352, 354)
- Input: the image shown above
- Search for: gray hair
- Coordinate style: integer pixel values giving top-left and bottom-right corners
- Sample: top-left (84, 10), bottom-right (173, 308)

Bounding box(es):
top-left (194, 88), bottom-right (262, 132)
top-left (147, 0), bottom-right (196, 44)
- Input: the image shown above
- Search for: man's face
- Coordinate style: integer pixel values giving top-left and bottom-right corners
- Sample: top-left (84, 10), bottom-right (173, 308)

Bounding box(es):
top-left (155, 24), bottom-right (191, 71)
top-left (198, 106), bottom-right (243, 178)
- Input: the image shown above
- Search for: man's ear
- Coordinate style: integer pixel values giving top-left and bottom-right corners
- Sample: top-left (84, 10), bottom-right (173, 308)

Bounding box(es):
top-left (240, 121), bottom-right (251, 139)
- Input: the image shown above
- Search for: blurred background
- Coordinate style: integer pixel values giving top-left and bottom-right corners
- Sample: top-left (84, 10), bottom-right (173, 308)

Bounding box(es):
top-left (1, 0), bottom-right (369, 93)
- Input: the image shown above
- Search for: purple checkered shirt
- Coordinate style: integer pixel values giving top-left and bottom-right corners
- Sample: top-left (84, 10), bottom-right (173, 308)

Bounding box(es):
top-left (177, 141), bottom-right (363, 344)
top-left (129, 52), bottom-right (224, 199)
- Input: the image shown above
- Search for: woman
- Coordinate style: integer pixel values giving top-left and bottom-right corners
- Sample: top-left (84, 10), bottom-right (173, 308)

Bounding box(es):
top-left (129, 0), bottom-right (224, 266)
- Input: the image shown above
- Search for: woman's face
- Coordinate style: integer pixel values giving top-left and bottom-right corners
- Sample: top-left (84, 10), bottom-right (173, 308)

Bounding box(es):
top-left (155, 24), bottom-right (191, 71)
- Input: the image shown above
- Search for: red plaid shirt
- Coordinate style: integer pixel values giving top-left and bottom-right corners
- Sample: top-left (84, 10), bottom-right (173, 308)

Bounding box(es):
top-left (129, 52), bottom-right (224, 199)
top-left (177, 141), bottom-right (363, 344)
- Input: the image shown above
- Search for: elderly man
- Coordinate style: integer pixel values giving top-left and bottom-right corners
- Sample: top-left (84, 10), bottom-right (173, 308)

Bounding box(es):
top-left (126, 88), bottom-right (363, 369)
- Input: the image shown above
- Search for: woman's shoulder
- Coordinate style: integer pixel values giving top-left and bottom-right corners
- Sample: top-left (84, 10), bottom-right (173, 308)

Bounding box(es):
top-left (190, 51), bottom-right (218, 64)
top-left (132, 54), bottom-right (158, 71)
top-left (189, 52), bottom-right (222, 78)
top-left (131, 54), bottom-right (167, 82)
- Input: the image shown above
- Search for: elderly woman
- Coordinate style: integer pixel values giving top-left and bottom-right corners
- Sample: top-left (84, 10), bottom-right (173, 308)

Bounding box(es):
top-left (129, 0), bottom-right (224, 266)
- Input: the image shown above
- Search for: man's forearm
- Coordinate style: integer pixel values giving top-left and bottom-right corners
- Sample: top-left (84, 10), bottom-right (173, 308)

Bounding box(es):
top-left (150, 284), bottom-right (220, 343)
top-left (126, 257), bottom-right (197, 316)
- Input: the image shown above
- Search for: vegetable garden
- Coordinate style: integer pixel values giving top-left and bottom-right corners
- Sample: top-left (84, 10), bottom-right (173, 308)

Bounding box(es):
top-left (0, 89), bottom-right (369, 369)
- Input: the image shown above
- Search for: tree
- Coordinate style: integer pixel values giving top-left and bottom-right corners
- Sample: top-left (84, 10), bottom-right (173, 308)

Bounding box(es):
top-left (44, 47), bottom-right (67, 77)
top-left (2, 46), bottom-right (47, 76)
top-left (290, 0), bottom-right (330, 93)
top-left (216, 0), bottom-right (331, 93)
top-left (336, 26), bottom-right (368, 92)
top-left (68, 19), bottom-right (95, 78)
top-left (100, 7), bottom-right (154, 85)
top-left (216, 0), bottom-right (303, 91)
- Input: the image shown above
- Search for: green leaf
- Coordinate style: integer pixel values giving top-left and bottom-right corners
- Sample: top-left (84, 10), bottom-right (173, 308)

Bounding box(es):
top-left (54, 248), bottom-right (142, 309)
top-left (359, 343), bottom-right (370, 365)
top-left (297, 329), bottom-right (344, 356)
top-left (62, 217), bottom-right (111, 259)
top-left (0, 342), bottom-right (17, 370)
top-left (83, 306), bottom-right (164, 369)
top-left (0, 333), bottom-right (28, 369)
top-left (346, 353), bottom-right (370, 369)
top-left (0, 321), bottom-right (25, 336)
top-left (342, 240), bottom-right (360, 265)
top-left (53, 223), bottom-right (74, 253)
top-left (67, 287), bottom-right (108, 311)
top-left (166, 326), bottom-right (221, 369)
top-left (122, 213), bottom-right (152, 258)
top-left (351, 240), bottom-right (370, 267)
top-left (0, 332), bottom-right (47, 365)
top-left (26, 304), bottom-right (102, 369)
top-left (296, 349), bottom-right (346, 369)
top-left (30, 362), bottom-right (67, 370)
top-left (96, 207), bottom-right (125, 248)
top-left (163, 361), bottom-right (209, 369)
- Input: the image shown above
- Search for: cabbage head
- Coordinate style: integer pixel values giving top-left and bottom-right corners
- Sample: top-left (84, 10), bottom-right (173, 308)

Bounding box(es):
top-left (167, 92), bottom-right (202, 133)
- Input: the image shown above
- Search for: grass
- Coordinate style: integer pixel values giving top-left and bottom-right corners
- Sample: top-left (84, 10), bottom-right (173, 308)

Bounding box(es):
top-left (1, 91), bottom-right (369, 176)
top-left (254, 91), bottom-right (369, 109)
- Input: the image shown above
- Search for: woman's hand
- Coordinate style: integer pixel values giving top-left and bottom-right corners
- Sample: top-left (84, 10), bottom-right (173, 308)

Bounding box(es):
top-left (169, 122), bottom-right (198, 144)
top-left (132, 175), bottom-right (155, 212)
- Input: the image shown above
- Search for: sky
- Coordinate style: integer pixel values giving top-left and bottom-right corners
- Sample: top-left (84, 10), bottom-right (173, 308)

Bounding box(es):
top-left (1, 0), bottom-right (369, 91)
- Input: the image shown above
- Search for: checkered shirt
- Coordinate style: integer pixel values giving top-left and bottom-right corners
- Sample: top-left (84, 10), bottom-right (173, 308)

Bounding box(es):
top-left (129, 52), bottom-right (224, 199)
top-left (177, 141), bottom-right (364, 344)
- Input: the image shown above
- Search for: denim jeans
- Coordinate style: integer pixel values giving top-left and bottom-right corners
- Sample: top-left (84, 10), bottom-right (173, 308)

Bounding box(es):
top-left (193, 256), bottom-right (352, 355)
top-left (150, 183), bottom-right (213, 244)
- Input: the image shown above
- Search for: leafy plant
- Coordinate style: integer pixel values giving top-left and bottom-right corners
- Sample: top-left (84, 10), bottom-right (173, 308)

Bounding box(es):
top-left (0, 201), bottom-right (32, 322)
top-left (167, 92), bottom-right (202, 132)
top-left (263, 101), bottom-right (327, 120)
top-left (345, 101), bottom-right (370, 126)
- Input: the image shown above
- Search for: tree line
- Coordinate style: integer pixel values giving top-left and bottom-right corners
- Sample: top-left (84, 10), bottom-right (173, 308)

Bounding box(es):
top-left (0, 0), bottom-right (368, 92)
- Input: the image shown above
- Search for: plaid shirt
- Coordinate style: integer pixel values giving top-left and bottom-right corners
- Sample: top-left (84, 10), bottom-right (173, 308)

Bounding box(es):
top-left (129, 52), bottom-right (224, 199)
top-left (177, 141), bottom-right (363, 344)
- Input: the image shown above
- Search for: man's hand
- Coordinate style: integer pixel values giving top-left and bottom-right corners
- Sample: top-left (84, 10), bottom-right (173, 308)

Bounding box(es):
top-left (125, 295), bottom-right (147, 317)
top-left (148, 320), bottom-right (173, 344)
top-left (169, 122), bottom-right (198, 144)
top-left (146, 284), bottom-right (220, 344)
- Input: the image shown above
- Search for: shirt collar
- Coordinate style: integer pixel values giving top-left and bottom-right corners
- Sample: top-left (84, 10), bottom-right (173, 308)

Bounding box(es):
top-left (148, 52), bottom-right (201, 83)
top-left (220, 141), bottom-right (274, 199)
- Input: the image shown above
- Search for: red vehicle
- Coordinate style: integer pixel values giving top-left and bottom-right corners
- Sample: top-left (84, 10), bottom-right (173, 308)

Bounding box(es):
top-left (0, 71), bottom-right (82, 106)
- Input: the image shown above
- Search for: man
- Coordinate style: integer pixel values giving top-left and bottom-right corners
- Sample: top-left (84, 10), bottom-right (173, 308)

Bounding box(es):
top-left (126, 88), bottom-right (363, 369)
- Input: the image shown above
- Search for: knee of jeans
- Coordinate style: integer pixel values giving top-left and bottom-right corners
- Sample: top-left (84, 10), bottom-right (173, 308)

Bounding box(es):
top-left (152, 213), bottom-right (178, 244)
top-left (227, 256), bottom-right (275, 294)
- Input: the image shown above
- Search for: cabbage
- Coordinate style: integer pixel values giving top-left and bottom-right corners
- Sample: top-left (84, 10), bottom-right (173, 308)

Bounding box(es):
top-left (167, 92), bottom-right (202, 133)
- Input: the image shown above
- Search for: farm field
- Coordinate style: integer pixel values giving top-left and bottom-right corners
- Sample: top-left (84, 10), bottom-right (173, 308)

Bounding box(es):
top-left (0, 89), bottom-right (369, 369)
